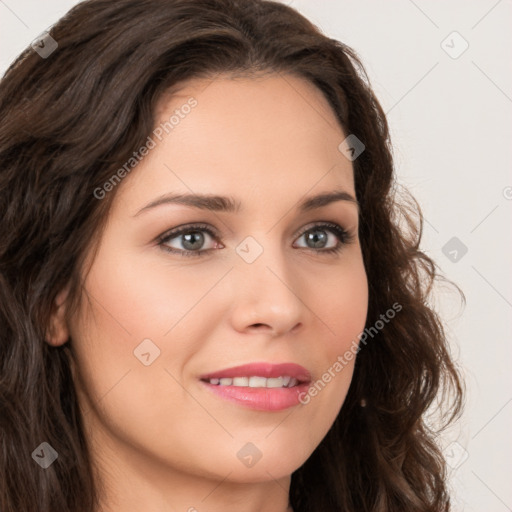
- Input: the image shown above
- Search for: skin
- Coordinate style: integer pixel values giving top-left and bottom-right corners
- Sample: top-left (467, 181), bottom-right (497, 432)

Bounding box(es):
top-left (47, 73), bottom-right (369, 512)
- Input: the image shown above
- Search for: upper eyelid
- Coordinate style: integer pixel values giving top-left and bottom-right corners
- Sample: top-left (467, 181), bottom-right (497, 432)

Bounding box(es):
top-left (158, 223), bottom-right (218, 242)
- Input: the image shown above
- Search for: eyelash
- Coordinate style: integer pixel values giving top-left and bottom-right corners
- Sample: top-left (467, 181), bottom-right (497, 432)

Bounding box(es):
top-left (157, 221), bottom-right (355, 258)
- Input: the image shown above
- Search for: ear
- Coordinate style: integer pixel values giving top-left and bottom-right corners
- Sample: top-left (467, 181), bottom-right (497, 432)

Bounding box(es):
top-left (45, 285), bottom-right (71, 346)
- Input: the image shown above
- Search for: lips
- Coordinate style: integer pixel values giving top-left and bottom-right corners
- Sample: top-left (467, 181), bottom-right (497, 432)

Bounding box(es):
top-left (199, 362), bottom-right (311, 411)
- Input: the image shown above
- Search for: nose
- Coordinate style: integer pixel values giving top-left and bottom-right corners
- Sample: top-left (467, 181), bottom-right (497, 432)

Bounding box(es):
top-left (228, 244), bottom-right (305, 337)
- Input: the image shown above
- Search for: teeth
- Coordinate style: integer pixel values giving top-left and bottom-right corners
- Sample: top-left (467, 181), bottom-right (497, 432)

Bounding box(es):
top-left (206, 375), bottom-right (299, 388)
top-left (266, 377), bottom-right (284, 388)
top-left (248, 376), bottom-right (267, 387)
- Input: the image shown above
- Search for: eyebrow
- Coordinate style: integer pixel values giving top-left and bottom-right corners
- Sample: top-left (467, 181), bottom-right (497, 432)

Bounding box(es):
top-left (133, 189), bottom-right (359, 217)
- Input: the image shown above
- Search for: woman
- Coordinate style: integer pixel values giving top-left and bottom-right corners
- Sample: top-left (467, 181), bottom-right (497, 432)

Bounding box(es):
top-left (0, 0), bottom-right (464, 511)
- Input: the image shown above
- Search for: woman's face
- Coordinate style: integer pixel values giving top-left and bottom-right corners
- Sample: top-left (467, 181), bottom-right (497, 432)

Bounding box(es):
top-left (54, 73), bottom-right (368, 486)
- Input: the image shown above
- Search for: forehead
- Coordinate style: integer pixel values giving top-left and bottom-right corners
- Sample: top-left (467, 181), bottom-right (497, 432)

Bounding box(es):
top-left (156, 72), bottom-right (345, 148)
top-left (114, 72), bottom-right (355, 214)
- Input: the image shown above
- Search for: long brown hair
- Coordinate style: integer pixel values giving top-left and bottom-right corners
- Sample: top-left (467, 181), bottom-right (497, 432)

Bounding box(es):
top-left (0, 1), bottom-right (464, 510)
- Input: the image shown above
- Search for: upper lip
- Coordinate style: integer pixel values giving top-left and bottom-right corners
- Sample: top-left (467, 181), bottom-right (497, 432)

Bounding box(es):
top-left (200, 362), bottom-right (311, 383)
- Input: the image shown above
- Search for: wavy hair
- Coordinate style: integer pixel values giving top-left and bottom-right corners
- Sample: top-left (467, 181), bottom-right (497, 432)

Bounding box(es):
top-left (0, 0), bottom-right (464, 510)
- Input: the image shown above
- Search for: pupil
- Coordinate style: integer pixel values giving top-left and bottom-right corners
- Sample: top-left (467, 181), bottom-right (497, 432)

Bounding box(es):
top-left (307, 230), bottom-right (327, 248)
top-left (183, 231), bottom-right (204, 250)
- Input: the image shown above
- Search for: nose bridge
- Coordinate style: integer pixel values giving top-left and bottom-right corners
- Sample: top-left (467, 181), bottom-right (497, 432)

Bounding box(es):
top-left (230, 232), bottom-right (305, 333)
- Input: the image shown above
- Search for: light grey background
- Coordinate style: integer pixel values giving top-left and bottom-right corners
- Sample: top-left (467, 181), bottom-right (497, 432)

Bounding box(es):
top-left (1, 1), bottom-right (511, 510)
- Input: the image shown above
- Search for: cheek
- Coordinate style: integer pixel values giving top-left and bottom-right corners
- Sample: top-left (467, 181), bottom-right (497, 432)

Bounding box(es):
top-left (84, 251), bottom-right (224, 337)
top-left (294, 256), bottom-right (368, 439)
top-left (68, 249), bottom-right (230, 411)
top-left (311, 252), bottom-right (369, 354)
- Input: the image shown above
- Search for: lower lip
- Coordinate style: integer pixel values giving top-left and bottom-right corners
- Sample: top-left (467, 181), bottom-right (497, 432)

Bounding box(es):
top-left (200, 381), bottom-right (310, 411)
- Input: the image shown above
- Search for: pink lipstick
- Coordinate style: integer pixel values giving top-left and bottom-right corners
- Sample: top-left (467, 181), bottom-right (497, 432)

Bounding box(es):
top-left (199, 362), bottom-right (311, 411)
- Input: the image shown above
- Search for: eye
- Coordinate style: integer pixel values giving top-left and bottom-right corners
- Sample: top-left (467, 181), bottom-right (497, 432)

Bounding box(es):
top-left (157, 221), bottom-right (355, 258)
top-left (158, 223), bottom-right (222, 257)
top-left (293, 222), bottom-right (354, 254)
